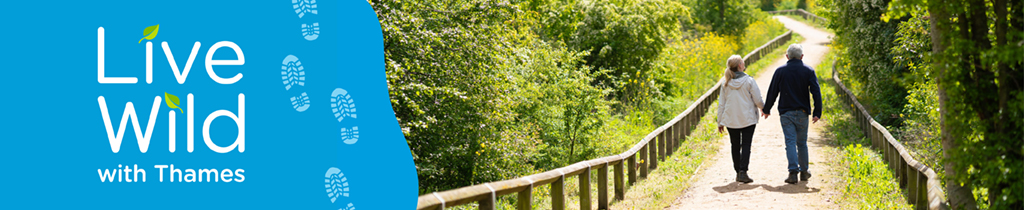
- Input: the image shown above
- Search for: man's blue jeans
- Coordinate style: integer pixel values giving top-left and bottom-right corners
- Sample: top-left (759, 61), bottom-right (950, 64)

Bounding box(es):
top-left (781, 110), bottom-right (809, 172)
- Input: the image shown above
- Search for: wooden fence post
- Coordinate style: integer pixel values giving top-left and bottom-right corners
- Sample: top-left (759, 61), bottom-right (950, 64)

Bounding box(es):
top-left (659, 131), bottom-right (666, 160)
top-left (890, 144), bottom-right (897, 175)
top-left (915, 172), bottom-right (928, 210)
top-left (888, 138), bottom-right (896, 172)
top-left (861, 114), bottom-right (867, 145)
top-left (909, 166), bottom-right (925, 207)
top-left (479, 186), bottom-right (496, 210)
top-left (868, 120), bottom-right (875, 148)
top-left (517, 185), bottom-right (532, 210)
top-left (873, 125), bottom-right (880, 150)
top-left (640, 145), bottom-right (648, 178)
top-left (628, 155), bottom-right (636, 185)
top-left (614, 160), bottom-right (624, 200)
top-left (890, 144), bottom-right (897, 173)
top-left (598, 164), bottom-right (608, 210)
top-left (690, 114), bottom-right (696, 136)
top-left (667, 125), bottom-right (674, 156)
top-left (684, 115), bottom-right (692, 137)
top-left (580, 167), bottom-right (591, 210)
top-left (899, 157), bottom-right (908, 188)
top-left (649, 139), bottom-right (658, 170)
top-left (884, 135), bottom-right (892, 171)
top-left (552, 175), bottom-right (564, 210)
top-left (671, 121), bottom-right (679, 149)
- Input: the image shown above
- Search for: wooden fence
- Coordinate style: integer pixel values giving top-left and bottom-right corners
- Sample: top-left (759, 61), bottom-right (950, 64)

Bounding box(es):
top-left (415, 31), bottom-right (793, 210)
top-left (829, 64), bottom-right (949, 210)
top-left (767, 9), bottom-right (827, 25)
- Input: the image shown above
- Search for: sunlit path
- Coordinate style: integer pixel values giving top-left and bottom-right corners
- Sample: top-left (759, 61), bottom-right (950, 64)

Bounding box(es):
top-left (668, 16), bottom-right (838, 210)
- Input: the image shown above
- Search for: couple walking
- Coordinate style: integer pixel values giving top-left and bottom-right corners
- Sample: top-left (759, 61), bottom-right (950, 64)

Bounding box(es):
top-left (716, 44), bottom-right (823, 184)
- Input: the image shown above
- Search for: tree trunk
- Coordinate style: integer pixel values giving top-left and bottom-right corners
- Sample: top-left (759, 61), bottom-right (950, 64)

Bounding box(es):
top-left (928, 0), bottom-right (980, 209)
top-left (966, 0), bottom-right (996, 120)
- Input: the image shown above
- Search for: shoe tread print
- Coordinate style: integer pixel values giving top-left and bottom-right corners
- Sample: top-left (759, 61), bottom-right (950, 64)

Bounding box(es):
top-left (324, 167), bottom-right (349, 203)
top-left (340, 127), bottom-right (358, 144)
top-left (281, 55), bottom-right (305, 90)
top-left (331, 88), bottom-right (357, 122)
top-left (340, 203), bottom-right (355, 210)
top-left (290, 92), bottom-right (311, 112)
top-left (292, 0), bottom-right (318, 18)
top-left (301, 23), bottom-right (320, 41)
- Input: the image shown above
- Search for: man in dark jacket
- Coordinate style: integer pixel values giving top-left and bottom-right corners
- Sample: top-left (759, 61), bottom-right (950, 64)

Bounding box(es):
top-left (762, 44), bottom-right (823, 184)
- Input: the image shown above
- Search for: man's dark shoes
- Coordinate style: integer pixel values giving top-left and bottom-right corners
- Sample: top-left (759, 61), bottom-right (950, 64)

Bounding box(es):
top-left (800, 171), bottom-right (812, 181)
top-left (785, 171), bottom-right (799, 184)
top-left (736, 171), bottom-right (753, 183)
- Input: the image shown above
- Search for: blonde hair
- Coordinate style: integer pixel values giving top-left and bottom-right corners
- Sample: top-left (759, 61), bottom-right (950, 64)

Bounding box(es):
top-left (724, 55), bottom-right (743, 83)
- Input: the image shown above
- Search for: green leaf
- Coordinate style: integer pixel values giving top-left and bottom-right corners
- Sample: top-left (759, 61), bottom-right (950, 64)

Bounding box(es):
top-left (164, 92), bottom-right (183, 113)
top-left (138, 24), bottom-right (160, 43)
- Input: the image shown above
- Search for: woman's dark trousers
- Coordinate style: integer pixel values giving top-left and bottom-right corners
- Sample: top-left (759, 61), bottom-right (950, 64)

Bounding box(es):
top-left (727, 125), bottom-right (756, 172)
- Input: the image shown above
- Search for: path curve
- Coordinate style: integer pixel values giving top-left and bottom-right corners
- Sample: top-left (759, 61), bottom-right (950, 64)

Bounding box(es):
top-left (667, 16), bottom-right (837, 210)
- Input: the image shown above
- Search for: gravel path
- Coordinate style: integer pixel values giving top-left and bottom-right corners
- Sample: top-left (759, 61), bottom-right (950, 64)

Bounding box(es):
top-left (667, 16), bottom-right (839, 210)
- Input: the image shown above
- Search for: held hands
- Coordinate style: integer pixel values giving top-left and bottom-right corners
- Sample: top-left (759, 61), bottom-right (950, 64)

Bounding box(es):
top-left (761, 113), bottom-right (770, 119)
top-left (717, 126), bottom-right (725, 134)
top-left (813, 116), bottom-right (820, 124)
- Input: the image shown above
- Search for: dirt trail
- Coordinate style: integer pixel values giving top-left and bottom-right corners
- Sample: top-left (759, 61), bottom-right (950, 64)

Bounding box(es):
top-left (667, 16), bottom-right (839, 210)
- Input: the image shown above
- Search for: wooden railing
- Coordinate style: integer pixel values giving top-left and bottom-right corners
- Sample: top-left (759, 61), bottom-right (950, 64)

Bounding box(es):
top-left (829, 64), bottom-right (949, 210)
top-left (767, 9), bottom-right (827, 25)
top-left (415, 31), bottom-right (793, 210)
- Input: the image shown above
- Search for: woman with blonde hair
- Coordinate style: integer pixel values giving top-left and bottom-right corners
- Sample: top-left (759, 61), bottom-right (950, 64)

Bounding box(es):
top-left (716, 55), bottom-right (764, 183)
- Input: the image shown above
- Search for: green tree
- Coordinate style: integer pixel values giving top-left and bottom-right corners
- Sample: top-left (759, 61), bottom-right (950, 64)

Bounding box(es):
top-left (373, 0), bottom-right (537, 193)
top-left (373, 0), bottom-right (616, 193)
top-left (818, 0), bottom-right (908, 127)
top-left (512, 39), bottom-right (612, 169)
top-left (884, 0), bottom-right (1024, 208)
top-left (533, 0), bottom-right (686, 107)
top-left (686, 0), bottom-right (756, 38)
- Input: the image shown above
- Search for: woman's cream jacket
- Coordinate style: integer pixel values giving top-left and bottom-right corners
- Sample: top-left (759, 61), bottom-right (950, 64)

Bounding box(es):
top-left (717, 72), bottom-right (764, 129)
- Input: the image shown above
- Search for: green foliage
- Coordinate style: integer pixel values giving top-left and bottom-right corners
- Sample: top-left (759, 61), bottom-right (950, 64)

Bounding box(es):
top-left (759, 0), bottom-right (815, 11)
top-left (818, 0), bottom-right (908, 127)
top-left (776, 0), bottom-right (799, 10)
top-left (759, 0), bottom-right (777, 10)
top-left (886, 7), bottom-right (944, 182)
top-left (511, 39), bottom-right (612, 170)
top-left (375, 0), bottom-right (542, 193)
top-left (685, 0), bottom-right (758, 38)
top-left (374, 0), bottom-right (791, 196)
top-left (740, 17), bottom-right (787, 54)
top-left (896, 80), bottom-right (943, 177)
top-left (534, 0), bottom-right (686, 107)
top-left (883, 0), bottom-right (1024, 208)
top-left (655, 33), bottom-right (738, 106)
